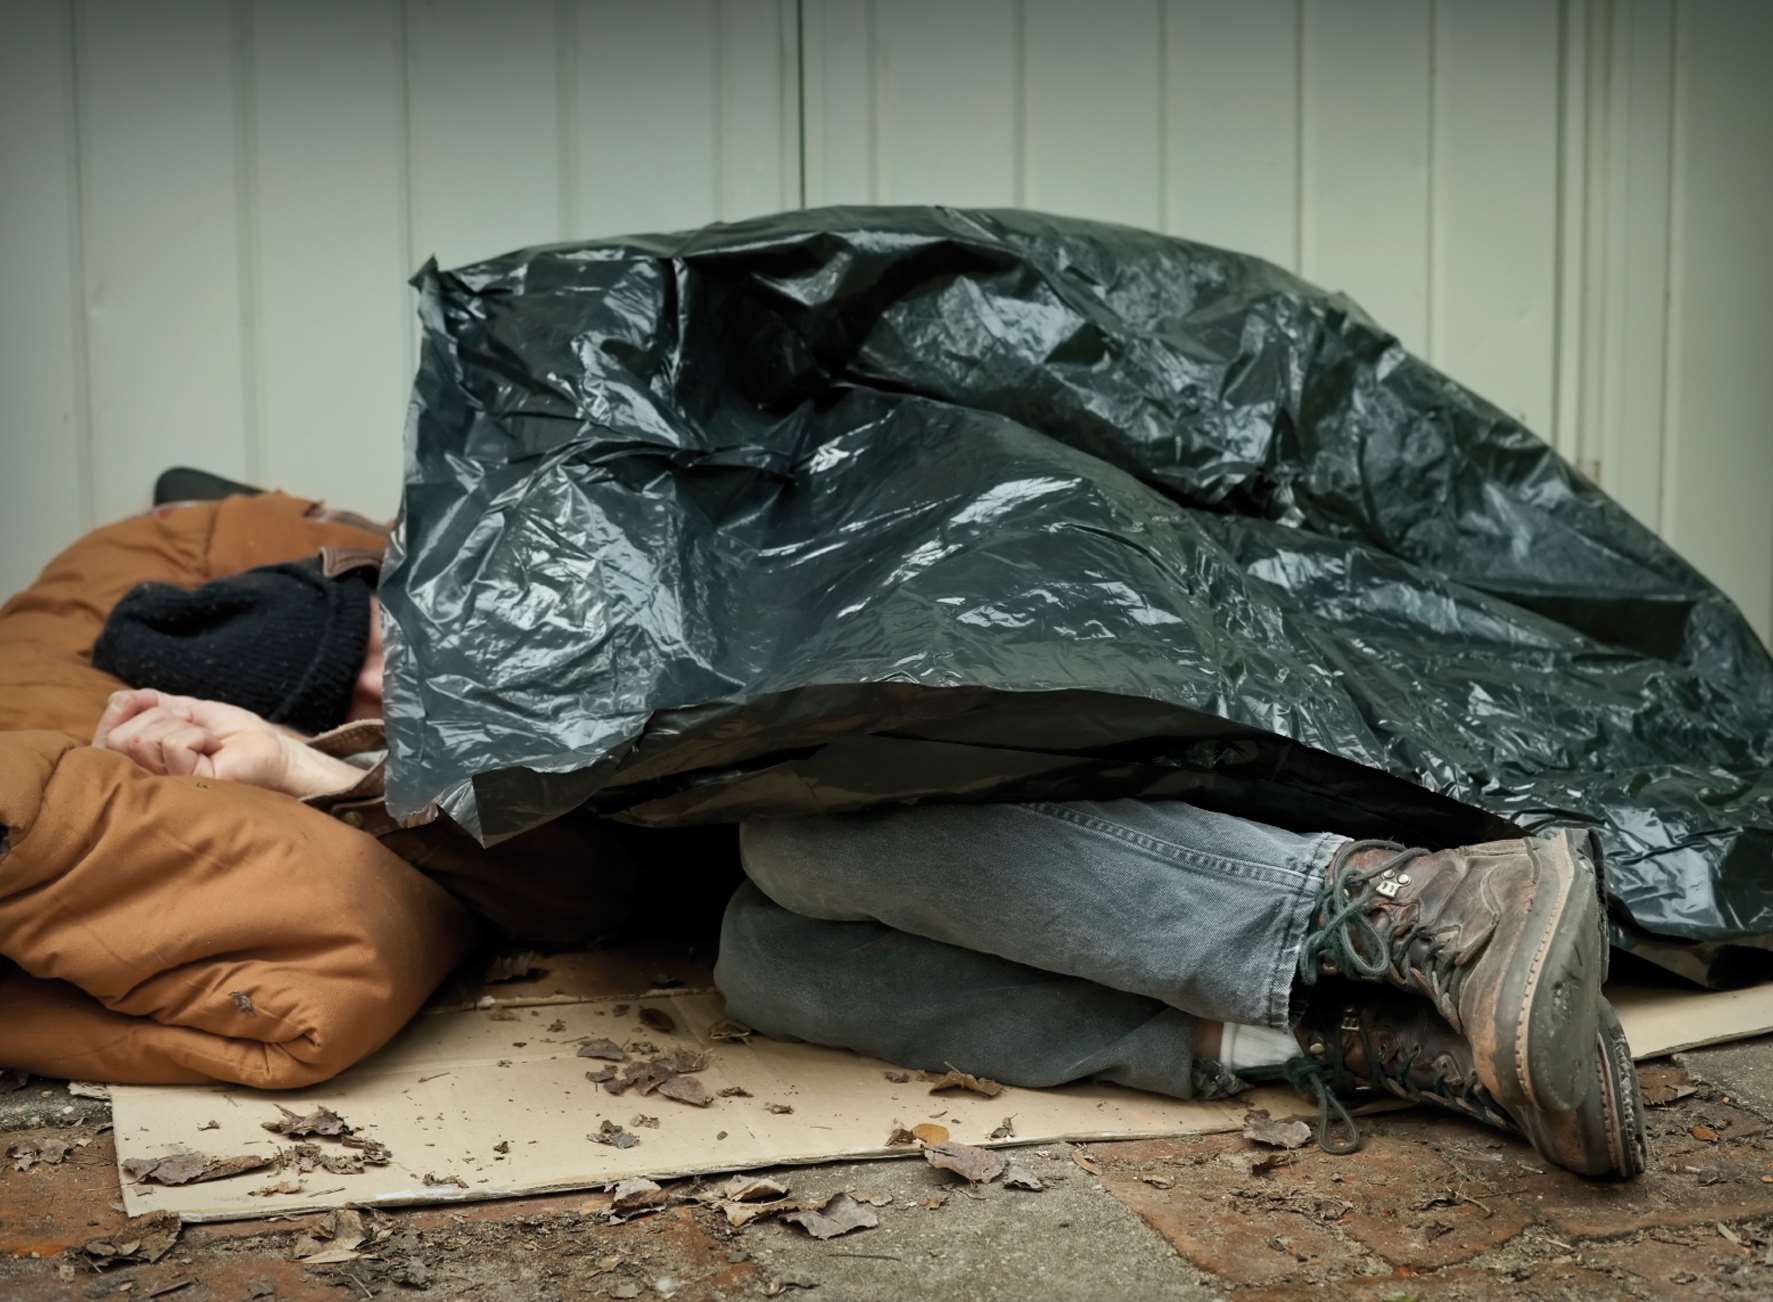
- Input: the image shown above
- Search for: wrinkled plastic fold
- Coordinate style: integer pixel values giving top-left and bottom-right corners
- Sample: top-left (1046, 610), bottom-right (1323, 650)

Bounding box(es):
top-left (383, 207), bottom-right (1773, 982)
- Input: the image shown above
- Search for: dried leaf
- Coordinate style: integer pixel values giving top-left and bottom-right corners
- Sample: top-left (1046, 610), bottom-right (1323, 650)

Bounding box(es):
top-left (1692, 1124), bottom-right (1722, 1143)
top-left (252, 1181), bottom-right (307, 1199)
top-left (1645, 1082), bottom-right (1699, 1107)
top-left (1242, 1109), bottom-right (1314, 1150)
top-left (920, 1192), bottom-right (949, 1211)
top-left (723, 1200), bottom-right (790, 1229)
top-left (883, 1071), bottom-right (910, 1084)
top-left (707, 1020), bottom-right (753, 1043)
top-left (885, 1125), bottom-right (917, 1147)
top-left (631, 1114), bottom-right (660, 1129)
top-left (592, 1120), bottom-right (640, 1150)
top-left (659, 1074), bottom-right (711, 1108)
top-left (262, 1105), bottom-right (352, 1138)
top-left (664, 1048), bottom-right (710, 1074)
top-left (1141, 1174), bottom-right (1175, 1190)
top-left (911, 1123), bottom-right (950, 1145)
top-left (924, 1067), bottom-right (1004, 1098)
top-left (1071, 1149), bottom-right (1101, 1176)
top-left (609, 1178), bottom-right (666, 1215)
top-left (783, 1191), bottom-right (880, 1240)
top-left (990, 1116), bottom-right (1017, 1140)
top-left (585, 1067), bottom-right (616, 1084)
top-left (638, 1007), bottom-right (677, 1035)
top-left (67, 1081), bottom-right (111, 1100)
top-left (764, 1102), bottom-right (794, 1115)
top-left (725, 1175), bottom-right (790, 1202)
top-left (124, 1152), bottom-right (273, 1186)
top-left (79, 1213), bottom-right (180, 1267)
top-left (422, 1172), bottom-right (468, 1189)
top-left (577, 1039), bottom-right (628, 1062)
top-left (341, 1134), bottom-right (392, 1165)
top-left (1638, 1062), bottom-right (1699, 1107)
top-left (1002, 1163), bottom-right (1044, 1191)
top-left (493, 1140), bottom-right (511, 1154)
top-left (483, 950), bottom-right (547, 983)
top-left (1218, 1149), bottom-right (1289, 1177)
top-left (718, 1086), bottom-right (753, 1098)
top-left (11, 1138), bottom-right (73, 1172)
top-left (608, 1060), bottom-right (672, 1097)
top-left (924, 1140), bottom-right (1006, 1184)
top-left (286, 1142), bottom-right (364, 1176)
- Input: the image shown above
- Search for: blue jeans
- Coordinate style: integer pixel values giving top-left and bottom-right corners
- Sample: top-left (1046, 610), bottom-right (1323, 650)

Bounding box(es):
top-left (714, 799), bottom-right (1345, 1100)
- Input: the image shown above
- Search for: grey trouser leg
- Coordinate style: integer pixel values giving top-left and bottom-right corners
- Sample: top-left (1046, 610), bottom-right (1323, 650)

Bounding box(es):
top-left (736, 799), bottom-right (1340, 1028)
top-left (716, 880), bottom-right (1216, 1098)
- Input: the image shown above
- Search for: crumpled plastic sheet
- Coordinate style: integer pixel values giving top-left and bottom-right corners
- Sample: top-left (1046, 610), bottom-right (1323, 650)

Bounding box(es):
top-left (382, 206), bottom-right (1773, 983)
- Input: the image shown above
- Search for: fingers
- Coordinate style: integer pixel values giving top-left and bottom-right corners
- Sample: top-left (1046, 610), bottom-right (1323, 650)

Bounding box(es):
top-left (92, 688), bottom-right (163, 747)
top-left (158, 724), bottom-right (219, 778)
top-left (98, 707), bottom-right (215, 777)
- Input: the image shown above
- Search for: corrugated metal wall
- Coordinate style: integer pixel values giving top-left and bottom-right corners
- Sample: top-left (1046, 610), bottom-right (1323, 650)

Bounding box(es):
top-left (3, 0), bottom-right (1769, 641)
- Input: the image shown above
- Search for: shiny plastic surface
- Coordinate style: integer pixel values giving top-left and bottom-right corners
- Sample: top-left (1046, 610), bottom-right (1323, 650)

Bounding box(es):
top-left (382, 207), bottom-right (1773, 972)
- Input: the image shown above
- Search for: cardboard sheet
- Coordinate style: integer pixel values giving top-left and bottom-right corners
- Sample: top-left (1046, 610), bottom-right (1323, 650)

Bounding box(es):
top-left (111, 970), bottom-right (1773, 1224)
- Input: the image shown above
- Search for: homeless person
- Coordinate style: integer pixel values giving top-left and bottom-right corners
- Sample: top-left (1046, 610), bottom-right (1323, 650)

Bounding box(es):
top-left (87, 551), bottom-right (1646, 1180)
top-left (87, 547), bottom-right (655, 947)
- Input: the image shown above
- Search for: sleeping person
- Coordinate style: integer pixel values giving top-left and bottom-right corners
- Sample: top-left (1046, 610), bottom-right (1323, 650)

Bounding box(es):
top-left (88, 554), bottom-right (1645, 1178)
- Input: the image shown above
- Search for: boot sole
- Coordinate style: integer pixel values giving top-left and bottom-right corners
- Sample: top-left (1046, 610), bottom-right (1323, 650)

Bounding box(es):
top-left (1517, 1001), bottom-right (1649, 1178)
top-left (1491, 831), bottom-right (1607, 1112)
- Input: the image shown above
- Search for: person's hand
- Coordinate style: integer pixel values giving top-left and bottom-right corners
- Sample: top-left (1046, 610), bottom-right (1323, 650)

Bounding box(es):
top-left (92, 690), bottom-right (363, 799)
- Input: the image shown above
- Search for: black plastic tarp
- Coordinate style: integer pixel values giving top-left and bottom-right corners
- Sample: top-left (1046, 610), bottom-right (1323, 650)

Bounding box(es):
top-left (382, 206), bottom-right (1773, 981)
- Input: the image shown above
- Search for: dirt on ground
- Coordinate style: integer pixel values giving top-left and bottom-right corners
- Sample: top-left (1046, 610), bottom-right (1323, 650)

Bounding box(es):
top-left (5, 1053), bottom-right (1773, 1300)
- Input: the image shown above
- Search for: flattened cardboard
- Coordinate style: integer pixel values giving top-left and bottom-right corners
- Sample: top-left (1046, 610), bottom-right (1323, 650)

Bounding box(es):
top-left (110, 972), bottom-right (1773, 1223)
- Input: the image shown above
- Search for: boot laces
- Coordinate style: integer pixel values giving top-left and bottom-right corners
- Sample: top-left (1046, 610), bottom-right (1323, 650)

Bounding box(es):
top-left (1300, 840), bottom-right (1452, 998)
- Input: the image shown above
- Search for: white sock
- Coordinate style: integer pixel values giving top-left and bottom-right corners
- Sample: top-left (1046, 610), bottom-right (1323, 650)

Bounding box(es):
top-left (1218, 1022), bottom-right (1299, 1072)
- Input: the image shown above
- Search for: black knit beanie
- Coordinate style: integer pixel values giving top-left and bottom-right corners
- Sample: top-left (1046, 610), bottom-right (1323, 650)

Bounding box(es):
top-left (92, 563), bottom-right (373, 735)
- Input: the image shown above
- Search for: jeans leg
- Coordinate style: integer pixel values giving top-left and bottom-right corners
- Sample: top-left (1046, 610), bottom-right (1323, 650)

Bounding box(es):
top-left (715, 881), bottom-right (1228, 1100)
top-left (740, 799), bottom-right (1342, 1028)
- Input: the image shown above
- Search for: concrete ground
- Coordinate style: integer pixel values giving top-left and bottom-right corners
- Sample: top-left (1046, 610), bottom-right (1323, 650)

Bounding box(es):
top-left (5, 1041), bottom-right (1773, 1301)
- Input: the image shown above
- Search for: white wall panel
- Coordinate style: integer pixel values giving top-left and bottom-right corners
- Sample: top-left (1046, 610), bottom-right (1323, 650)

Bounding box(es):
top-left (250, 0), bottom-right (409, 518)
top-left (874, 0), bottom-right (1018, 205)
top-left (1162, 0), bottom-right (1301, 269)
top-left (2, 0), bottom-right (1770, 643)
top-left (574, 0), bottom-right (795, 236)
top-left (1022, 0), bottom-right (1163, 228)
top-left (1301, 0), bottom-right (1432, 353)
top-left (1661, 0), bottom-right (1773, 637)
top-left (75, 0), bottom-right (249, 524)
top-left (1431, 0), bottom-right (1561, 435)
top-left (406, 0), bottom-right (567, 269)
top-left (0, 0), bottom-right (88, 595)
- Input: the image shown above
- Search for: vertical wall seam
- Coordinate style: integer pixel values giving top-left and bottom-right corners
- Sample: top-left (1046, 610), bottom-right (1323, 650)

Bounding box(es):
top-left (1294, 0), bottom-right (1309, 275)
top-left (865, 0), bottom-right (881, 202)
top-left (1011, 0), bottom-right (1026, 207)
top-left (230, 0), bottom-right (262, 484)
top-left (1424, 0), bottom-right (1439, 362)
top-left (557, 0), bottom-right (580, 239)
top-left (794, 0), bottom-right (807, 208)
top-left (65, 0), bottom-right (96, 531)
top-left (709, 0), bottom-right (723, 216)
top-left (1657, 0), bottom-right (1685, 541)
top-left (1155, 0), bottom-right (1170, 233)
top-left (1551, 0), bottom-right (1576, 456)
top-left (395, 0), bottom-right (416, 382)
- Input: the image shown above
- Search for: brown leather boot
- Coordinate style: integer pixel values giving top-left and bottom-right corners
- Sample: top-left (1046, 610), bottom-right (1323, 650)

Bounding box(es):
top-left (1298, 830), bottom-right (1608, 1112)
top-left (1277, 988), bottom-right (1647, 1179)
